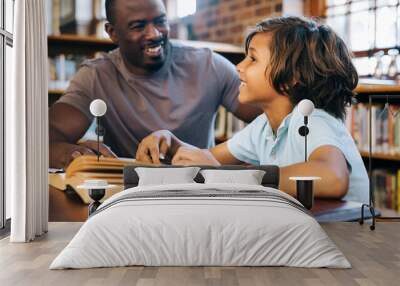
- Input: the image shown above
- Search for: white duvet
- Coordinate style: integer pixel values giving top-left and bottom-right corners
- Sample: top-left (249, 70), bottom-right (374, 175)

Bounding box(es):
top-left (50, 183), bottom-right (350, 269)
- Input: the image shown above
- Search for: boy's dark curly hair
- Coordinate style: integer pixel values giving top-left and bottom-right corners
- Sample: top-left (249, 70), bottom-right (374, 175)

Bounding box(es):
top-left (245, 16), bottom-right (358, 121)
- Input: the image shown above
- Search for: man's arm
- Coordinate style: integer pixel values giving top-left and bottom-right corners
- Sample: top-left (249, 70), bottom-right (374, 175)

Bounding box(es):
top-left (50, 103), bottom-right (91, 143)
top-left (232, 103), bottom-right (263, 123)
top-left (49, 103), bottom-right (101, 168)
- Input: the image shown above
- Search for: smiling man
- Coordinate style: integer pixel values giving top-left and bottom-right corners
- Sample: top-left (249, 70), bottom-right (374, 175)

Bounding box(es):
top-left (49, 0), bottom-right (260, 168)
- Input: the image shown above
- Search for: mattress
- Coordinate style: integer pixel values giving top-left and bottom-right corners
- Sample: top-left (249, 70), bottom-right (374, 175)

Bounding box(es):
top-left (50, 183), bottom-right (350, 269)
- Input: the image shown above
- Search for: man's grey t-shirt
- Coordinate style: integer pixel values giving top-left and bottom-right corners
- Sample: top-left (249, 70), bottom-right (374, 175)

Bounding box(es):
top-left (57, 42), bottom-right (241, 157)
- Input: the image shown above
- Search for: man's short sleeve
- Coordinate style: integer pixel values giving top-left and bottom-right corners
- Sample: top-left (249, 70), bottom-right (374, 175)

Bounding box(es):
top-left (212, 53), bottom-right (241, 113)
top-left (56, 64), bottom-right (95, 121)
top-left (227, 115), bottom-right (265, 165)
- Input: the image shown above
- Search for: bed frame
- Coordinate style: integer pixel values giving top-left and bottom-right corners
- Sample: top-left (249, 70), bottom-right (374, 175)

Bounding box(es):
top-left (123, 165), bottom-right (280, 189)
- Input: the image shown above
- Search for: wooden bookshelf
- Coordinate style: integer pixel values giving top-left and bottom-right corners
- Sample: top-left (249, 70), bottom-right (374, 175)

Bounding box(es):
top-left (48, 34), bottom-right (114, 45)
top-left (356, 79), bottom-right (400, 94)
top-left (48, 89), bottom-right (64, 95)
top-left (48, 89), bottom-right (64, 106)
top-left (48, 34), bottom-right (243, 52)
top-left (48, 34), bottom-right (116, 56)
top-left (49, 80), bottom-right (400, 100)
top-left (359, 151), bottom-right (400, 161)
top-left (48, 34), bottom-right (245, 63)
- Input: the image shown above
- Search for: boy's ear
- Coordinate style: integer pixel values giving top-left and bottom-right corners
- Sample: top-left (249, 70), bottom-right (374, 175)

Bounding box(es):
top-left (105, 23), bottom-right (119, 44)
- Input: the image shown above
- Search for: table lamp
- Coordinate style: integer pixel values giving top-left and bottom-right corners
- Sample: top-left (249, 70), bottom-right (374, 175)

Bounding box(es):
top-left (298, 99), bottom-right (314, 161)
top-left (78, 179), bottom-right (116, 215)
top-left (89, 99), bottom-right (107, 161)
top-left (290, 99), bottom-right (321, 210)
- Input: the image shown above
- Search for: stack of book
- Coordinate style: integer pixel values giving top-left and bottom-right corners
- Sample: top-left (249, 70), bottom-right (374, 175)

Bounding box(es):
top-left (371, 169), bottom-right (400, 213)
top-left (347, 103), bottom-right (400, 155)
top-left (49, 155), bottom-right (156, 204)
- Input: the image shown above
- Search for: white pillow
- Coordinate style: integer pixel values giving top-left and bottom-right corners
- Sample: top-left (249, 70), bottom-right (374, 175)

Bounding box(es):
top-left (200, 169), bottom-right (266, 185)
top-left (135, 167), bottom-right (200, 186)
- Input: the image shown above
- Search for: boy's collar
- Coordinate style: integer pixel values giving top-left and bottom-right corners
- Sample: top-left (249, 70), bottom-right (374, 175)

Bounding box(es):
top-left (264, 112), bottom-right (293, 139)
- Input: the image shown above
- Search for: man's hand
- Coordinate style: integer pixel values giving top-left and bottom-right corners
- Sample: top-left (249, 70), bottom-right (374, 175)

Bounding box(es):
top-left (136, 130), bottom-right (177, 164)
top-left (78, 140), bottom-right (117, 158)
top-left (49, 141), bottom-right (117, 169)
top-left (172, 146), bottom-right (220, 166)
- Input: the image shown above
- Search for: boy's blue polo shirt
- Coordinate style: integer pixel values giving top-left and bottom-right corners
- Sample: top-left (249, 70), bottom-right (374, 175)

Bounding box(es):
top-left (227, 105), bottom-right (369, 203)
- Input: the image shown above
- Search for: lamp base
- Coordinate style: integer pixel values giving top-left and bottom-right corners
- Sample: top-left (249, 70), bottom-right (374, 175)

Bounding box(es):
top-left (88, 188), bottom-right (106, 216)
top-left (296, 180), bottom-right (314, 210)
top-left (359, 204), bottom-right (376, 230)
top-left (289, 176), bottom-right (321, 210)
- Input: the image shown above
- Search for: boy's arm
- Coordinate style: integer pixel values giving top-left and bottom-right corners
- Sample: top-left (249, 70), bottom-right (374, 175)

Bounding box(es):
top-left (211, 143), bottom-right (350, 199)
top-left (171, 142), bottom-right (244, 166)
top-left (279, 145), bottom-right (349, 199)
top-left (210, 142), bottom-right (243, 164)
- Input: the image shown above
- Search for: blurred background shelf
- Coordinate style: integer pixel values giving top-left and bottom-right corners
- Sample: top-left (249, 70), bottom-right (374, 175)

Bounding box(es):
top-left (360, 152), bottom-right (400, 161)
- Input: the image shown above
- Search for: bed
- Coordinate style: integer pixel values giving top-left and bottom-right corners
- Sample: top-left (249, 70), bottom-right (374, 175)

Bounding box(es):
top-left (50, 165), bottom-right (350, 269)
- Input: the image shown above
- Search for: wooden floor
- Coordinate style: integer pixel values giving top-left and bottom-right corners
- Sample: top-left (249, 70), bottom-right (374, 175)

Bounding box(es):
top-left (0, 222), bottom-right (399, 286)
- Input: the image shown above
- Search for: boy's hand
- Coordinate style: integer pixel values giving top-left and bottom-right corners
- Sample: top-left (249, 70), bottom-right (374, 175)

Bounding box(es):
top-left (172, 146), bottom-right (220, 166)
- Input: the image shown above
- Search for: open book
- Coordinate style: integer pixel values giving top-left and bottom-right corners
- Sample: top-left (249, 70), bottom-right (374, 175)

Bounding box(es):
top-left (49, 155), bottom-right (157, 204)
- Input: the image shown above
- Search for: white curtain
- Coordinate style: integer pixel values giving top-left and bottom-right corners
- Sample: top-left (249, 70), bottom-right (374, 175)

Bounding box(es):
top-left (7, 0), bottom-right (48, 242)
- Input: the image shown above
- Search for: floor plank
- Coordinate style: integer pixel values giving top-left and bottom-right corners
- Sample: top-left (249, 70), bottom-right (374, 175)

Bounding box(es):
top-left (0, 222), bottom-right (399, 286)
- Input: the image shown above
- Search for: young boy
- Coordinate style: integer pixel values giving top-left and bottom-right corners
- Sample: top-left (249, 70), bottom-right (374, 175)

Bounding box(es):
top-left (136, 16), bottom-right (368, 203)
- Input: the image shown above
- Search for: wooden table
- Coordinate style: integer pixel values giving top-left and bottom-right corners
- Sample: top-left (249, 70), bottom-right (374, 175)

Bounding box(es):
top-left (49, 186), bottom-right (370, 222)
top-left (49, 186), bottom-right (87, 222)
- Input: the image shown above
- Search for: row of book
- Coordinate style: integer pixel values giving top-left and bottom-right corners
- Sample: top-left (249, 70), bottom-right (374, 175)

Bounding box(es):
top-left (346, 103), bottom-right (400, 155)
top-left (48, 54), bottom-right (89, 90)
top-left (47, 0), bottom-right (108, 38)
top-left (372, 169), bottom-right (400, 213)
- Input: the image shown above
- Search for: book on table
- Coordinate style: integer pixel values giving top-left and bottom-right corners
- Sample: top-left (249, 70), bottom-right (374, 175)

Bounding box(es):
top-left (49, 155), bottom-right (157, 204)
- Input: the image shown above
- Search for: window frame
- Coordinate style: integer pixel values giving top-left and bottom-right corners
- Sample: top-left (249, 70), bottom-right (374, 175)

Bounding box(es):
top-left (325, 0), bottom-right (400, 57)
top-left (166, 0), bottom-right (197, 20)
top-left (0, 0), bottom-right (13, 231)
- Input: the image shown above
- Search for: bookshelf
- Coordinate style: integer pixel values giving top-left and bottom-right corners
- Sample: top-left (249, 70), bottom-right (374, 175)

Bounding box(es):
top-left (352, 78), bottom-right (400, 217)
top-left (48, 34), bottom-right (116, 56)
top-left (355, 79), bottom-right (400, 94)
